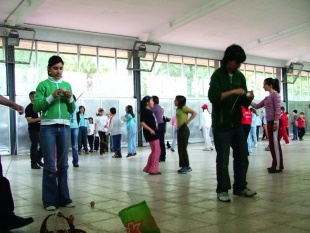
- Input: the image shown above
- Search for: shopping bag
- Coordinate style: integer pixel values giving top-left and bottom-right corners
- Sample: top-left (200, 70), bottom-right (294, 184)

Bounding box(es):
top-left (119, 200), bottom-right (160, 233)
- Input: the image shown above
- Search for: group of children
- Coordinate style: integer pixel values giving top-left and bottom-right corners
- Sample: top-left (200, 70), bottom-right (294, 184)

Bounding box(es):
top-left (140, 95), bottom-right (197, 175)
top-left (76, 105), bottom-right (137, 159)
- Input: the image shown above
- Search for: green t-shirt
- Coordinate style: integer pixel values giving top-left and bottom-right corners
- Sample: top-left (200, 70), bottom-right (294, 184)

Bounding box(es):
top-left (176, 105), bottom-right (190, 128)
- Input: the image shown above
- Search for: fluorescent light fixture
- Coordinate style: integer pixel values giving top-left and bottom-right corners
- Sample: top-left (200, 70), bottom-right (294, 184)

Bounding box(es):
top-left (8, 29), bottom-right (20, 46)
top-left (137, 44), bottom-right (146, 58)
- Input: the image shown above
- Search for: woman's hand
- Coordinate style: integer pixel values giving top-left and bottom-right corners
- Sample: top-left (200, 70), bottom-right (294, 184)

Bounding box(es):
top-left (63, 90), bottom-right (72, 99)
top-left (52, 89), bottom-right (63, 98)
top-left (149, 129), bottom-right (156, 135)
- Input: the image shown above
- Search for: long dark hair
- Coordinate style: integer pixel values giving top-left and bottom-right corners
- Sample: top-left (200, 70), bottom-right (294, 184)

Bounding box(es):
top-left (264, 77), bottom-right (280, 93)
top-left (140, 96), bottom-right (152, 111)
top-left (175, 95), bottom-right (186, 109)
top-left (126, 105), bottom-right (135, 118)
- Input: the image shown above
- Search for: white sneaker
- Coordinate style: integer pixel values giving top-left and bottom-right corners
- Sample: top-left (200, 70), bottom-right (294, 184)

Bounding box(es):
top-left (45, 206), bottom-right (56, 211)
top-left (202, 148), bottom-right (210, 151)
top-left (283, 143), bottom-right (290, 146)
top-left (66, 202), bottom-right (75, 208)
top-left (217, 192), bottom-right (231, 202)
top-left (254, 144), bottom-right (257, 148)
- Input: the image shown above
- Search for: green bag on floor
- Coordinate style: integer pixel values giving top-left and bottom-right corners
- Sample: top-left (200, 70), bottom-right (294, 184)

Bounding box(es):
top-left (119, 200), bottom-right (160, 233)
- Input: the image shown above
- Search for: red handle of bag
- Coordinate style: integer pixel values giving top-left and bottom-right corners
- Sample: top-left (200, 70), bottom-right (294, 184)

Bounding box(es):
top-left (40, 212), bottom-right (76, 233)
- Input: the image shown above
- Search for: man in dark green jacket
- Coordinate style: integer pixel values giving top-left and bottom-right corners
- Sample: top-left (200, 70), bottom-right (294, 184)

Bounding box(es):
top-left (208, 44), bottom-right (257, 202)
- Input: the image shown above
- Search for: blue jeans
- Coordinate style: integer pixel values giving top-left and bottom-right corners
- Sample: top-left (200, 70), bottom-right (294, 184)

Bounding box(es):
top-left (112, 134), bottom-right (122, 156)
top-left (71, 128), bottom-right (79, 165)
top-left (213, 126), bottom-right (249, 193)
top-left (171, 128), bottom-right (177, 150)
top-left (127, 126), bottom-right (136, 154)
top-left (292, 124), bottom-right (298, 139)
top-left (78, 126), bottom-right (88, 152)
top-left (40, 124), bottom-right (72, 208)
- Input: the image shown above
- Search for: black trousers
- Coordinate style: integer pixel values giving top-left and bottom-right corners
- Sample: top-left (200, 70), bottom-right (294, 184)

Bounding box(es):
top-left (158, 123), bottom-right (166, 161)
top-left (0, 157), bottom-right (14, 217)
top-left (28, 130), bottom-right (43, 166)
top-left (177, 124), bottom-right (190, 167)
top-left (98, 131), bottom-right (108, 154)
top-left (298, 127), bottom-right (305, 140)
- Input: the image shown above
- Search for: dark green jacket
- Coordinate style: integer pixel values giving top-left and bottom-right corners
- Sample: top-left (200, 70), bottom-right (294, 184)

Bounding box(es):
top-left (208, 66), bottom-right (251, 130)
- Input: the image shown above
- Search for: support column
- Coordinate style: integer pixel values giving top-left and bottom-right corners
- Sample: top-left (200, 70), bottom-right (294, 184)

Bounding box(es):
top-left (132, 52), bottom-right (143, 146)
top-left (5, 42), bottom-right (17, 155)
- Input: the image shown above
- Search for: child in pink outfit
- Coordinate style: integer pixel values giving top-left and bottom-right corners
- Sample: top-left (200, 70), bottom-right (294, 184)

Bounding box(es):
top-left (140, 96), bottom-right (161, 175)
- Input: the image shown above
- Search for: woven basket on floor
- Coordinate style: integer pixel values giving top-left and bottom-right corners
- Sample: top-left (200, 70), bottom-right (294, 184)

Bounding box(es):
top-left (40, 212), bottom-right (86, 233)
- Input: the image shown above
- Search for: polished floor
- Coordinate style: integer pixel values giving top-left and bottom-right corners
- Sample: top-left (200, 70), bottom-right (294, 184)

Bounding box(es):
top-left (1, 137), bottom-right (310, 233)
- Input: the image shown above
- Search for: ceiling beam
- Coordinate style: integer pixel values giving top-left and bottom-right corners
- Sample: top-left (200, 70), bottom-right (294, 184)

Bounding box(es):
top-left (4, 0), bottom-right (46, 26)
top-left (243, 21), bottom-right (310, 50)
top-left (148, 0), bottom-right (233, 41)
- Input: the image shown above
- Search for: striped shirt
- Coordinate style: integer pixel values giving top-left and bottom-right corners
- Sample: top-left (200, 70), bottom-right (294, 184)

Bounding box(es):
top-left (252, 92), bottom-right (281, 121)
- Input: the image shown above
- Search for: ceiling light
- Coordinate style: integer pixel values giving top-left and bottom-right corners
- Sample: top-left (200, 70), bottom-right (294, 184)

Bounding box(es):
top-left (137, 44), bottom-right (146, 58)
top-left (8, 29), bottom-right (20, 46)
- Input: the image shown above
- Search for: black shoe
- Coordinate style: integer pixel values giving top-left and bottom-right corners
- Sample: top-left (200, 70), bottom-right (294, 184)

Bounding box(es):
top-left (166, 142), bottom-right (171, 149)
top-left (73, 164), bottom-right (79, 167)
top-left (31, 165), bottom-right (41, 169)
top-left (268, 169), bottom-right (282, 173)
top-left (37, 161), bottom-right (44, 167)
top-left (0, 214), bottom-right (34, 231)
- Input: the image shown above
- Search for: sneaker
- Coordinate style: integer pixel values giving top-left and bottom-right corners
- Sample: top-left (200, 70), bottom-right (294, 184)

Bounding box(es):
top-left (178, 167), bottom-right (188, 174)
top-left (202, 148), bottom-right (210, 151)
top-left (233, 188), bottom-right (257, 197)
top-left (66, 203), bottom-right (75, 208)
top-left (254, 144), bottom-right (257, 148)
top-left (73, 164), bottom-right (79, 167)
top-left (283, 143), bottom-right (290, 146)
top-left (265, 146), bottom-right (270, 151)
top-left (38, 161), bottom-right (44, 167)
top-left (217, 192), bottom-right (231, 202)
top-left (210, 147), bottom-right (214, 150)
top-left (31, 165), bottom-right (41, 169)
top-left (170, 148), bottom-right (175, 152)
top-left (149, 172), bottom-right (162, 175)
top-left (45, 206), bottom-right (56, 211)
top-left (187, 167), bottom-right (192, 172)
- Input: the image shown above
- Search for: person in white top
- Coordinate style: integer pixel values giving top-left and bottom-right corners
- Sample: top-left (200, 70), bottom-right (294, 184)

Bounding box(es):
top-left (94, 108), bottom-right (109, 155)
top-left (107, 107), bottom-right (123, 158)
top-left (200, 104), bottom-right (213, 151)
top-left (87, 117), bottom-right (99, 152)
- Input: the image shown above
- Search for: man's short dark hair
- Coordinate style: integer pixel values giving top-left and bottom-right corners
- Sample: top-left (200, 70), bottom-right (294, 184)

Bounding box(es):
top-left (29, 91), bottom-right (35, 100)
top-left (221, 44), bottom-right (246, 66)
top-left (293, 110), bottom-right (297, 114)
top-left (110, 107), bottom-right (116, 114)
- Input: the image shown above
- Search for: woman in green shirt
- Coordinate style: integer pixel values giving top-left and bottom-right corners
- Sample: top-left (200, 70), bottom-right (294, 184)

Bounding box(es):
top-left (174, 95), bottom-right (197, 174)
